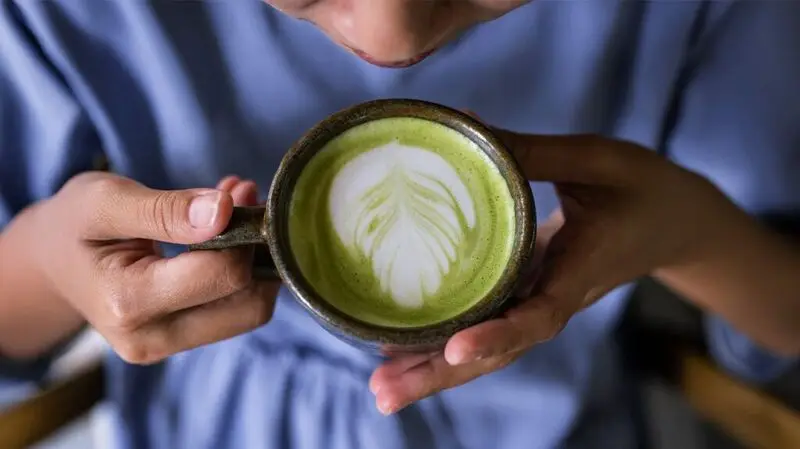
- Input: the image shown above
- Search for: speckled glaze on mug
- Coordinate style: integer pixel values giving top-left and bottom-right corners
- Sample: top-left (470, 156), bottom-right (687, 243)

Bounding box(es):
top-left (190, 99), bottom-right (536, 353)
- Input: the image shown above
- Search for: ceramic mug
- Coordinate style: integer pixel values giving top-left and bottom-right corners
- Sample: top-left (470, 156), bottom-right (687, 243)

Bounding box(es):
top-left (190, 99), bottom-right (536, 353)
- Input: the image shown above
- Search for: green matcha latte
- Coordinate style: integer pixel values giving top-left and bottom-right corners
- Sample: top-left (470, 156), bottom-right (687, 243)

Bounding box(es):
top-left (288, 117), bottom-right (516, 328)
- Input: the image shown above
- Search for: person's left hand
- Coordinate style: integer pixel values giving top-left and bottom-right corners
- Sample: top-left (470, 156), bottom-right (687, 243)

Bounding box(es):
top-left (368, 130), bottom-right (749, 415)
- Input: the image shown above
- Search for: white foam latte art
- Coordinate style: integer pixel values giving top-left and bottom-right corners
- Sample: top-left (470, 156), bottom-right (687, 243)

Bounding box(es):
top-left (328, 141), bottom-right (477, 308)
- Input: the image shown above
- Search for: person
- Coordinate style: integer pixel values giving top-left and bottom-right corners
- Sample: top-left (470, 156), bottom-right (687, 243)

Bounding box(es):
top-left (1, 1), bottom-right (799, 448)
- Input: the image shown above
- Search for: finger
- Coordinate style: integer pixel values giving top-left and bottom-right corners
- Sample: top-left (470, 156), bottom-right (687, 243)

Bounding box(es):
top-left (515, 208), bottom-right (566, 298)
top-left (490, 129), bottom-right (642, 186)
top-left (537, 209), bottom-right (566, 246)
top-left (99, 244), bottom-right (255, 328)
top-left (530, 208), bottom-right (566, 275)
top-left (70, 173), bottom-right (234, 244)
top-left (371, 352), bottom-right (518, 415)
top-left (444, 209), bottom-right (574, 364)
top-left (218, 176), bottom-right (258, 206)
top-left (444, 293), bottom-right (577, 365)
top-left (216, 175), bottom-right (241, 192)
top-left (114, 280), bottom-right (281, 364)
top-left (110, 178), bottom-right (258, 323)
top-left (369, 352), bottom-right (439, 393)
top-left (230, 180), bottom-right (259, 206)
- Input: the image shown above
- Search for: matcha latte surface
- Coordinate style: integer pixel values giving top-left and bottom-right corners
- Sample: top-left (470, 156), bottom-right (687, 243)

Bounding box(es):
top-left (288, 117), bottom-right (516, 328)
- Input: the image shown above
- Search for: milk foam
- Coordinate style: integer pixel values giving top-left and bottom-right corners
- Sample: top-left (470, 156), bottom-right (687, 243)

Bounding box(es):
top-left (328, 142), bottom-right (476, 308)
top-left (288, 117), bottom-right (516, 328)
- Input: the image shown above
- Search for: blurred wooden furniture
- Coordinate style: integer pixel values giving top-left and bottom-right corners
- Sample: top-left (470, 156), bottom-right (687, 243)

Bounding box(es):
top-left (0, 363), bottom-right (104, 449)
top-left (621, 278), bottom-right (800, 449)
top-left (1, 280), bottom-right (798, 449)
top-left (677, 352), bottom-right (800, 449)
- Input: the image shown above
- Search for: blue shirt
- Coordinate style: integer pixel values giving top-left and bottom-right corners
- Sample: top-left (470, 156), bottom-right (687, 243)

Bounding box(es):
top-left (1, 1), bottom-right (798, 448)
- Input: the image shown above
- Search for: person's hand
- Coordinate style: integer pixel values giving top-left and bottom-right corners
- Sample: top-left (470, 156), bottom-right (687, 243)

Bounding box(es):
top-left (34, 173), bottom-right (280, 364)
top-left (369, 132), bottom-right (746, 414)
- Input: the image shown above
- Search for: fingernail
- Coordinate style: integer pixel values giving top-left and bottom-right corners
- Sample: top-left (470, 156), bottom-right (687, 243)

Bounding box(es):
top-left (377, 399), bottom-right (395, 416)
top-left (446, 347), bottom-right (479, 366)
top-left (445, 349), bottom-right (467, 366)
top-left (189, 191), bottom-right (221, 228)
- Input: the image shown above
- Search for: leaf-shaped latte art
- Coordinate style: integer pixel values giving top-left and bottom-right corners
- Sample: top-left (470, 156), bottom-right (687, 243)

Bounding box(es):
top-left (329, 142), bottom-right (476, 308)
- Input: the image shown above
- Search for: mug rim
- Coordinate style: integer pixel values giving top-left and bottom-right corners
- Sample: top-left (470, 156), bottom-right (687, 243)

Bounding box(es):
top-left (266, 99), bottom-right (536, 348)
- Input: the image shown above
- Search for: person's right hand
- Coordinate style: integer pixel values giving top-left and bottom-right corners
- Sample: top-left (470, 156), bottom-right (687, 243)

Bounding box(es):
top-left (35, 173), bottom-right (279, 364)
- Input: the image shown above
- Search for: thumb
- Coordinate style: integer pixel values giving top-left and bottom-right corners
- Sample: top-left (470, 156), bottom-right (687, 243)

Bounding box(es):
top-left (490, 128), bottom-right (631, 186)
top-left (73, 174), bottom-right (234, 244)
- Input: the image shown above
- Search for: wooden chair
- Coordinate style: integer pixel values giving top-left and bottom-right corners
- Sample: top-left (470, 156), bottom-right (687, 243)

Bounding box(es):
top-left (1, 279), bottom-right (798, 449)
top-left (0, 363), bottom-right (104, 448)
top-left (620, 279), bottom-right (800, 449)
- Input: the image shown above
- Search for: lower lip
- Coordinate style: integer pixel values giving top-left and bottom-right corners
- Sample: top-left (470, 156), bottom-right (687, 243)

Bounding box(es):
top-left (351, 48), bottom-right (436, 68)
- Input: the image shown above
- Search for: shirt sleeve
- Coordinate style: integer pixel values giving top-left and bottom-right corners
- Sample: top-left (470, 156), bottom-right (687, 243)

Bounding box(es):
top-left (664, 1), bottom-right (800, 383)
top-left (0, 1), bottom-right (99, 391)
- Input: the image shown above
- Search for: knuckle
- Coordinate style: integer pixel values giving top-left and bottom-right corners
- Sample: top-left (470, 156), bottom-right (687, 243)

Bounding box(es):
top-left (96, 277), bottom-right (146, 330)
top-left (221, 253), bottom-right (253, 292)
top-left (492, 352), bottom-right (518, 371)
top-left (65, 175), bottom-right (127, 236)
top-left (103, 288), bottom-right (142, 330)
top-left (83, 176), bottom-right (129, 211)
top-left (228, 267), bottom-right (252, 292)
top-left (597, 149), bottom-right (628, 176)
top-left (580, 134), bottom-right (629, 177)
top-left (140, 191), bottom-right (180, 241)
top-left (540, 304), bottom-right (569, 342)
top-left (62, 172), bottom-right (115, 197)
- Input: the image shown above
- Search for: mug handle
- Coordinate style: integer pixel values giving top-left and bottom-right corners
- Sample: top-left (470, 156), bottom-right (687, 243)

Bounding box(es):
top-left (187, 206), bottom-right (280, 280)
